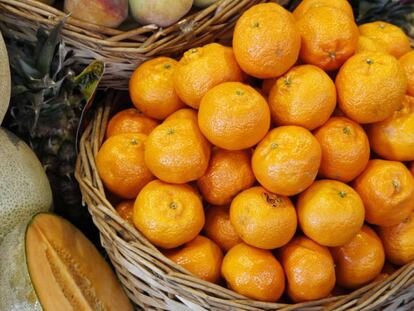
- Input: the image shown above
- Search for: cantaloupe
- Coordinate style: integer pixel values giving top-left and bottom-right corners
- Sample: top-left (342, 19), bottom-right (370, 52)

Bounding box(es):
top-left (0, 127), bottom-right (53, 241)
top-left (0, 213), bottom-right (133, 310)
top-left (0, 31), bottom-right (11, 125)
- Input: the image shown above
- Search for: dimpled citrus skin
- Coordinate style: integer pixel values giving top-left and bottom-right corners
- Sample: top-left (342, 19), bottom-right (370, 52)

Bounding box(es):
top-left (252, 126), bottom-right (321, 196)
top-left (314, 117), bottom-right (370, 182)
top-left (336, 52), bottom-right (407, 124)
top-left (233, 3), bottom-right (300, 79)
top-left (106, 108), bottom-right (159, 138)
top-left (173, 43), bottom-right (243, 109)
top-left (359, 21), bottom-right (411, 58)
top-left (133, 180), bottom-right (205, 249)
top-left (399, 51), bottom-right (414, 97)
top-left (353, 160), bottom-right (414, 226)
top-left (197, 149), bottom-right (255, 206)
top-left (230, 187), bottom-right (297, 249)
top-left (203, 205), bottom-right (242, 252)
top-left (378, 211), bottom-right (414, 265)
top-left (145, 109), bottom-right (211, 184)
top-left (96, 133), bottom-right (155, 199)
top-left (268, 65), bottom-right (336, 130)
top-left (297, 180), bottom-right (365, 247)
top-left (198, 82), bottom-right (270, 151)
top-left (368, 95), bottom-right (414, 161)
top-left (129, 57), bottom-right (185, 120)
top-left (356, 36), bottom-right (388, 54)
top-left (280, 236), bottom-right (336, 303)
top-left (296, 7), bottom-right (359, 71)
top-left (221, 243), bottom-right (285, 302)
top-left (292, 0), bottom-right (354, 20)
top-left (164, 236), bottom-right (223, 283)
top-left (330, 225), bottom-right (385, 289)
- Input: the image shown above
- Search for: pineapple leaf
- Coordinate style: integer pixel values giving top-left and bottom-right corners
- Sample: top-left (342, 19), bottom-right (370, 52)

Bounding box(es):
top-left (74, 61), bottom-right (105, 101)
top-left (35, 19), bottom-right (65, 77)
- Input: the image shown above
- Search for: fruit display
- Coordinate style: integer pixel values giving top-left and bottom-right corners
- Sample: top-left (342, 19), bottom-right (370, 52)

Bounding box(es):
top-left (0, 31), bottom-right (53, 242)
top-left (3, 21), bottom-right (104, 236)
top-left (0, 213), bottom-right (133, 310)
top-left (92, 0), bottom-right (414, 304)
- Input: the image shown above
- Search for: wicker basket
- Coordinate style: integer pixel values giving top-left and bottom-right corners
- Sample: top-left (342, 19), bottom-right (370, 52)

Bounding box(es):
top-left (0, 0), bottom-right (280, 89)
top-left (75, 92), bottom-right (414, 311)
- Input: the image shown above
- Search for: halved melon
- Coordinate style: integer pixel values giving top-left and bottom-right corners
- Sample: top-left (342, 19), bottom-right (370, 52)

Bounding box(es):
top-left (0, 213), bottom-right (133, 311)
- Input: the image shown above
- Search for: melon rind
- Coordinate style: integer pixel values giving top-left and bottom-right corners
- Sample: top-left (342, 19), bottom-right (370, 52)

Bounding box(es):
top-left (0, 128), bottom-right (53, 241)
top-left (0, 222), bottom-right (42, 311)
top-left (0, 31), bottom-right (11, 125)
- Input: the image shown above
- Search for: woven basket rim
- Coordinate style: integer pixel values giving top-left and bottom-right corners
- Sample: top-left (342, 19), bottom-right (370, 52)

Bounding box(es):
top-left (75, 91), bottom-right (414, 311)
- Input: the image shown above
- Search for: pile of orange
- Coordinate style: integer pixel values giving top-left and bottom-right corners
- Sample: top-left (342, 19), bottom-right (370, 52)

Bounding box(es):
top-left (96, 0), bottom-right (414, 303)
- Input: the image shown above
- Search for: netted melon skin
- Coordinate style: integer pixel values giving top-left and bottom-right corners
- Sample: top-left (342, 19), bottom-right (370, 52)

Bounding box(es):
top-left (0, 222), bottom-right (42, 311)
top-left (0, 128), bottom-right (53, 241)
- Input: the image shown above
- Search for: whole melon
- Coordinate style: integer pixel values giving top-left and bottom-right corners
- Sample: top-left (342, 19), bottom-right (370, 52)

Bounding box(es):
top-left (0, 127), bottom-right (53, 241)
top-left (0, 31), bottom-right (11, 125)
top-left (129, 0), bottom-right (194, 27)
top-left (0, 213), bottom-right (133, 310)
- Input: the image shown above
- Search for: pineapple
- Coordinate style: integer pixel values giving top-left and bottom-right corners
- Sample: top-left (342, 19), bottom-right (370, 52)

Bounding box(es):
top-left (3, 21), bottom-right (104, 237)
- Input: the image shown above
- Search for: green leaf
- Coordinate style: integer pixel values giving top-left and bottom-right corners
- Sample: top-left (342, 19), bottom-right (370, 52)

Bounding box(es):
top-left (74, 60), bottom-right (105, 102)
top-left (35, 19), bottom-right (65, 77)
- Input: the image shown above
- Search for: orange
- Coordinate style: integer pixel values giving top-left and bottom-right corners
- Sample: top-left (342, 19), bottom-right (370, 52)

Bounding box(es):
top-left (197, 149), bottom-right (255, 206)
top-left (106, 108), bottom-right (159, 138)
top-left (221, 243), bottom-right (285, 302)
top-left (252, 126), bottom-right (321, 196)
top-left (230, 186), bottom-right (297, 249)
top-left (133, 180), bottom-right (205, 249)
top-left (173, 43), bottom-right (243, 109)
top-left (359, 21), bottom-right (411, 58)
top-left (233, 3), bottom-right (300, 79)
top-left (292, 0), bottom-right (354, 20)
top-left (399, 50), bottom-right (414, 97)
top-left (198, 82), bottom-right (270, 150)
top-left (356, 36), bottom-right (388, 54)
top-left (268, 65), bottom-right (336, 130)
top-left (411, 161), bottom-right (414, 176)
top-left (280, 236), bottom-right (336, 302)
top-left (336, 52), bottom-right (407, 124)
top-left (330, 225), bottom-right (385, 289)
top-left (297, 180), bottom-right (365, 247)
top-left (129, 57), bottom-right (185, 120)
top-left (164, 236), bottom-right (223, 283)
top-left (115, 200), bottom-right (134, 225)
top-left (378, 211), bottom-right (414, 265)
top-left (96, 133), bottom-right (154, 199)
top-left (368, 95), bottom-right (414, 161)
top-left (353, 160), bottom-right (414, 226)
top-left (314, 117), bottom-right (370, 182)
top-left (145, 109), bottom-right (211, 184)
top-left (203, 205), bottom-right (242, 252)
top-left (296, 7), bottom-right (358, 71)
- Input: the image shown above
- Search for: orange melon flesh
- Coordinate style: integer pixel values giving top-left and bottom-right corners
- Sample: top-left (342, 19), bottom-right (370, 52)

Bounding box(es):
top-left (0, 213), bottom-right (133, 311)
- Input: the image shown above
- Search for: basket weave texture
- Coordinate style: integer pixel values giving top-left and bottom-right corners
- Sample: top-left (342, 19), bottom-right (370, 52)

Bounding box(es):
top-left (75, 92), bottom-right (414, 311)
top-left (0, 0), bottom-right (275, 89)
